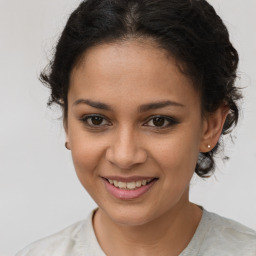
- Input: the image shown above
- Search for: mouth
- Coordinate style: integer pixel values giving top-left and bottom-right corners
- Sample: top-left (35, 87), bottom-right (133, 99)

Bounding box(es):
top-left (101, 176), bottom-right (158, 200)
top-left (104, 177), bottom-right (156, 190)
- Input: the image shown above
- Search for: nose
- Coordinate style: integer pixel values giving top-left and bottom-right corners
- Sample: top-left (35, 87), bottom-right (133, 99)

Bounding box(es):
top-left (105, 127), bottom-right (147, 169)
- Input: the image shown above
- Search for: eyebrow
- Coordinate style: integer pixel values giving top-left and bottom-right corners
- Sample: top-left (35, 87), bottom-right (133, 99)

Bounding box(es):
top-left (72, 99), bottom-right (113, 111)
top-left (72, 99), bottom-right (184, 112)
top-left (138, 100), bottom-right (184, 112)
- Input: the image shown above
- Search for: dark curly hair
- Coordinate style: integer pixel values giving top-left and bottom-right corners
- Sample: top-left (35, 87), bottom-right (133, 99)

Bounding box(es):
top-left (40, 0), bottom-right (242, 177)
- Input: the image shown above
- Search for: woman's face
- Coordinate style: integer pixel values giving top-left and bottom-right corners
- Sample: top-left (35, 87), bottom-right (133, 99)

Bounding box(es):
top-left (66, 40), bottom-right (208, 225)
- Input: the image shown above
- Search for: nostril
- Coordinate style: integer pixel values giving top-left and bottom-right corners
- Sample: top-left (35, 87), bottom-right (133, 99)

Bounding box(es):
top-left (105, 145), bottom-right (147, 169)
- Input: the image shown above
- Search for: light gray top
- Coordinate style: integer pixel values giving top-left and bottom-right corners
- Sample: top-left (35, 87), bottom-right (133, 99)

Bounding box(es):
top-left (16, 208), bottom-right (256, 256)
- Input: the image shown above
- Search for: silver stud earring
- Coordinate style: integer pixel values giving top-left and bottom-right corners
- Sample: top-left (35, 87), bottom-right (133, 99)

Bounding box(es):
top-left (207, 145), bottom-right (211, 149)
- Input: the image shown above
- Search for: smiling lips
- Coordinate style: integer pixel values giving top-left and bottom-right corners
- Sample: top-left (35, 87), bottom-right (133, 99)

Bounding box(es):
top-left (102, 176), bottom-right (158, 200)
top-left (108, 178), bottom-right (152, 189)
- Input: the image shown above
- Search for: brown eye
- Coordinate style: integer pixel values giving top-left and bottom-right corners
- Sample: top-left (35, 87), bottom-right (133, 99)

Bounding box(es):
top-left (152, 117), bottom-right (165, 127)
top-left (145, 115), bottom-right (178, 128)
top-left (81, 114), bottom-right (110, 127)
top-left (90, 116), bottom-right (103, 125)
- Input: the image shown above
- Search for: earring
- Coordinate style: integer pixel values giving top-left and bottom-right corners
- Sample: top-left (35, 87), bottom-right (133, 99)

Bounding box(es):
top-left (207, 145), bottom-right (211, 149)
top-left (65, 142), bottom-right (70, 150)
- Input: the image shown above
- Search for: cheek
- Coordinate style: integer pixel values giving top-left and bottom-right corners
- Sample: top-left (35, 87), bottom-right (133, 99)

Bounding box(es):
top-left (151, 136), bottom-right (200, 208)
top-left (152, 129), bottom-right (201, 178)
top-left (70, 133), bottom-right (104, 180)
top-left (70, 140), bottom-right (106, 201)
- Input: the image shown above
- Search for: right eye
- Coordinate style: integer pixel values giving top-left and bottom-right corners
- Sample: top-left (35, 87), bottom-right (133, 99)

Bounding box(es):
top-left (80, 114), bottom-right (111, 127)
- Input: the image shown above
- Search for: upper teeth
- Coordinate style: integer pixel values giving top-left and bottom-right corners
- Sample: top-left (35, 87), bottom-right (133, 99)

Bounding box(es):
top-left (108, 179), bottom-right (152, 190)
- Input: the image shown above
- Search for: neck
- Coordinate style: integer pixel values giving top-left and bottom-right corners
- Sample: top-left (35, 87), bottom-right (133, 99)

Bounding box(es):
top-left (93, 194), bottom-right (202, 256)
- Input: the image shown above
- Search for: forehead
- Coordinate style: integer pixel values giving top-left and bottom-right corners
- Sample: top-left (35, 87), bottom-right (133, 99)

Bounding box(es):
top-left (69, 40), bottom-right (199, 109)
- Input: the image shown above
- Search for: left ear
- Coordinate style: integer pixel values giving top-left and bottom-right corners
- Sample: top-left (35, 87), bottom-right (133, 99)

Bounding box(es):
top-left (200, 104), bottom-right (229, 153)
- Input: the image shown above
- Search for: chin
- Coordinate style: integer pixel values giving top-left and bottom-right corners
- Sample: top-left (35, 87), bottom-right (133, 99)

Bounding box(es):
top-left (100, 204), bottom-right (160, 227)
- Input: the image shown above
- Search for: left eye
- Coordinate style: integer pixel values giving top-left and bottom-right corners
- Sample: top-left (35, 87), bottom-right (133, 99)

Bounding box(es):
top-left (145, 116), bottom-right (177, 128)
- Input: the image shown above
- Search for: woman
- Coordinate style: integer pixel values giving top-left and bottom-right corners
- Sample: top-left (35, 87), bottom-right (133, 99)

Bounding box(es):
top-left (16, 0), bottom-right (256, 255)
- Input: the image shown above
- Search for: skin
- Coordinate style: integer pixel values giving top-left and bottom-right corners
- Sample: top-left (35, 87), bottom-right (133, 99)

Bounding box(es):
top-left (65, 39), bottom-right (229, 256)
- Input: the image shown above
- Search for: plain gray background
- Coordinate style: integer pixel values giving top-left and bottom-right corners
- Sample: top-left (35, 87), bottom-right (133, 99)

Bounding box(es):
top-left (0, 0), bottom-right (256, 255)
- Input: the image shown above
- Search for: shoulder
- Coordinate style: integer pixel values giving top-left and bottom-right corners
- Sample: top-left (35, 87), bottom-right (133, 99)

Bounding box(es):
top-left (15, 214), bottom-right (93, 256)
top-left (199, 210), bottom-right (256, 255)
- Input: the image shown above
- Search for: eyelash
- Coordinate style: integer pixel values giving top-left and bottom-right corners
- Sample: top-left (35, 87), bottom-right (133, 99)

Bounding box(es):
top-left (80, 114), bottom-right (111, 128)
top-left (79, 114), bottom-right (179, 129)
top-left (143, 115), bottom-right (179, 128)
